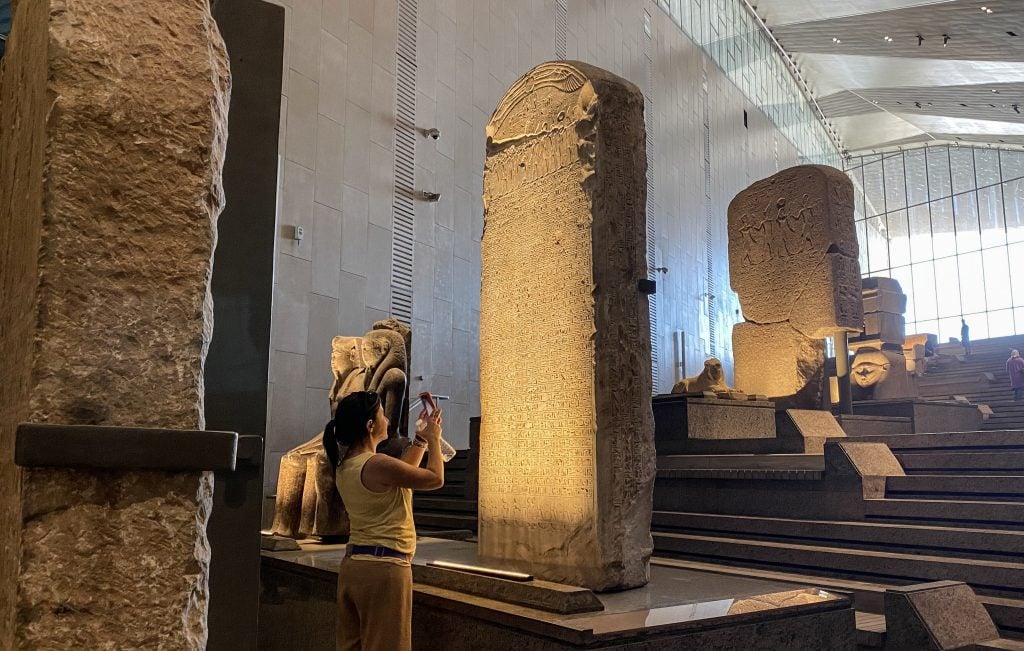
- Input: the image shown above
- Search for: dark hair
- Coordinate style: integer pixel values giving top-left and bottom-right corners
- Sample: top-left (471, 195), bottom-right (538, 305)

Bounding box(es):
top-left (323, 391), bottom-right (381, 467)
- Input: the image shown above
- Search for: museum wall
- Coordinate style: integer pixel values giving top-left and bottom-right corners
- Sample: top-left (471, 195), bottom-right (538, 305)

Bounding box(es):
top-left (262, 0), bottom-right (808, 494)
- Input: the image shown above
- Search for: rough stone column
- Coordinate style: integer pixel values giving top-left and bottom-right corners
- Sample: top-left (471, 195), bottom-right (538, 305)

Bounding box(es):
top-left (479, 61), bottom-right (655, 591)
top-left (728, 165), bottom-right (862, 408)
top-left (0, 0), bottom-right (230, 647)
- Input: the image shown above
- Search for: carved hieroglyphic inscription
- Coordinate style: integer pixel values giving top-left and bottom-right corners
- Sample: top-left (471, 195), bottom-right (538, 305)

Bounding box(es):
top-left (481, 66), bottom-right (597, 540)
top-left (479, 62), bottom-right (654, 592)
top-left (735, 194), bottom-right (818, 266)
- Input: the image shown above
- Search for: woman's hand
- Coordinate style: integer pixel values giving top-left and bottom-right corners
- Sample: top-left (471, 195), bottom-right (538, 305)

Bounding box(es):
top-left (418, 407), bottom-right (443, 443)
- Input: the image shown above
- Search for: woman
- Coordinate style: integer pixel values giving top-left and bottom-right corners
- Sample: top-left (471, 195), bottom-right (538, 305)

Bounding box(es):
top-left (1008, 350), bottom-right (1024, 401)
top-left (324, 390), bottom-right (445, 651)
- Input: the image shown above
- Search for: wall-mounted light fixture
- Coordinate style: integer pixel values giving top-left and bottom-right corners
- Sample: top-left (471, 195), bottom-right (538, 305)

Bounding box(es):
top-left (420, 191), bottom-right (441, 202)
top-left (422, 127), bottom-right (440, 139)
top-left (943, 34), bottom-right (950, 46)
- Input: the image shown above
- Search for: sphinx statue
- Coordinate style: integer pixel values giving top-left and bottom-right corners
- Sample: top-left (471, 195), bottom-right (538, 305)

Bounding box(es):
top-left (270, 319), bottom-right (410, 539)
top-left (670, 357), bottom-right (745, 398)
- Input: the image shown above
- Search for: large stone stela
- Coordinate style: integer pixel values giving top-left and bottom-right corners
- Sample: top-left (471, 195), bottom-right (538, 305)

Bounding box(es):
top-left (479, 61), bottom-right (654, 592)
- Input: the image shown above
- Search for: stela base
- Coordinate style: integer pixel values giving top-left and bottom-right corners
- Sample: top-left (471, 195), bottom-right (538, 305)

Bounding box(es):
top-left (851, 399), bottom-right (983, 434)
top-left (653, 395), bottom-right (776, 455)
top-left (652, 395), bottom-right (851, 456)
top-left (259, 538), bottom-right (855, 650)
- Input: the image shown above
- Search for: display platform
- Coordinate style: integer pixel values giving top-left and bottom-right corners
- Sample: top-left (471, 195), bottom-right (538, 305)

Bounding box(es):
top-left (260, 537), bottom-right (855, 649)
top-left (852, 398), bottom-right (983, 433)
top-left (653, 394), bottom-right (776, 455)
top-left (835, 414), bottom-right (913, 436)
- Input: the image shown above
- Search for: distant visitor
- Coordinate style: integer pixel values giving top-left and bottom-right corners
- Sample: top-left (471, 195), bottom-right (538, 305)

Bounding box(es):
top-left (1008, 350), bottom-right (1024, 401)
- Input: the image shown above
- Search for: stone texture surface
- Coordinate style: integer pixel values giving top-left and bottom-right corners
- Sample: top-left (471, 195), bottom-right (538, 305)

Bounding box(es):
top-left (863, 290), bottom-right (907, 316)
top-left (827, 442), bottom-right (904, 478)
top-left (862, 313), bottom-right (906, 344)
top-left (685, 400), bottom-right (776, 441)
top-left (478, 61), bottom-right (654, 591)
top-left (884, 581), bottom-right (999, 650)
top-left (653, 397), bottom-right (776, 455)
top-left (729, 165), bottom-right (862, 408)
top-left (733, 321), bottom-right (826, 407)
top-left (728, 165), bottom-right (861, 334)
top-left (778, 409), bottom-right (847, 454)
top-left (825, 441), bottom-right (904, 498)
top-left (0, 0), bottom-right (229, 647)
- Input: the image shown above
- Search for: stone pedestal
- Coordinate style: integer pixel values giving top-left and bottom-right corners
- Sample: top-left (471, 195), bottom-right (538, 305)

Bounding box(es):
top-left (733, 322), bottom-right (827, 408)
top-left (653, 395), bottom-right (776, 455)
top-left (478, 61), bottom-right (654, 591)
top-left (851, 399), bottom-right (983, 434)
top-left (0, 0), bottom-right (229, 646)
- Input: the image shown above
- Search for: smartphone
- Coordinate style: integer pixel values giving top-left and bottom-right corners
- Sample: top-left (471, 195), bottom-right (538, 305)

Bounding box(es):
top-left (419, 391), bottom-right (437, 416)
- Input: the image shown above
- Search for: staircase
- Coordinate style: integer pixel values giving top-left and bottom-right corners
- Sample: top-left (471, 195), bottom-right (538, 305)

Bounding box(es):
top-left (918, 334), bottom-right (1024, 431)
top-left (412, 449), bottom-right (478, 535)
top-left (651, 428), bottom-right (1024, 639)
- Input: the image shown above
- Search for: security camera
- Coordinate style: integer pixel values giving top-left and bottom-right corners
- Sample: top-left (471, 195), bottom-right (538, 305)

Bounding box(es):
top-left (424, 128), bottom-right (440, 140)
top-left (420, 191), bottom-right (441, 202)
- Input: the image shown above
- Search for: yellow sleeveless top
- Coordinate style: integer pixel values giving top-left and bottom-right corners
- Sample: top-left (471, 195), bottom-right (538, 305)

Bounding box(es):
top-left (336, 452), bottom-right (416, 555)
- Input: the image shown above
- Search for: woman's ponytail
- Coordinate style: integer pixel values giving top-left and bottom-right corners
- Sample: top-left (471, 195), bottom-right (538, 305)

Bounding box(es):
top-left (322, 391), bottom-right (382, 467)
top-left (323, 418), bottom-right (341, 468)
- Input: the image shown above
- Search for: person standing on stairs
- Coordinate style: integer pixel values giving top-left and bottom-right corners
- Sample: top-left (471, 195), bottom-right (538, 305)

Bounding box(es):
top-left (961, 318), bottom-right (971, 357)
top-left (1007, 350), bottom-right (1024, 401)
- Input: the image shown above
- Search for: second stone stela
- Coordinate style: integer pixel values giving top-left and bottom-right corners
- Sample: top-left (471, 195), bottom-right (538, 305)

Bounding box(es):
top-left (729, 165), bottom-right (863, 407)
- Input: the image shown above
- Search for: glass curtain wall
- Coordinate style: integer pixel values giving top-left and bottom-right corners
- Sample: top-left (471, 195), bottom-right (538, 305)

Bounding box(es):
top-left (654, 0), bottom-right (839, 166)
top-left (847, 145), bottom-right (1024, 343)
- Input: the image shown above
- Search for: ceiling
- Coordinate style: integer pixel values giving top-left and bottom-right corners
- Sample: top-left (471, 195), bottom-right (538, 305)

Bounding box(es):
top-left (748, 0), bottom-right (1024, 153)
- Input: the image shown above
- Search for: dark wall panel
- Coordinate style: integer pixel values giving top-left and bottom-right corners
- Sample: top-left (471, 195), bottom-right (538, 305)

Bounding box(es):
top-left (206, 1), bottom-right (284, 649)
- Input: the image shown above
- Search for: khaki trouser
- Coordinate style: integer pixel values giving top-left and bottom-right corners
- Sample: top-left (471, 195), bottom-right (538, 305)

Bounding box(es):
top-left (336, 555), bottom-right (413, 651)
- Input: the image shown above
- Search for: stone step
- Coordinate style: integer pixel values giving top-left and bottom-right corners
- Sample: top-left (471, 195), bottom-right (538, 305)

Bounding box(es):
top-left (656, 467), bottom-right (824, 481)
top-left (650, 557), bottom-right (1024, 641)
top-left (652, 511), bottom-right (1024, 560)
top-left (840, 430), bottom-right (1024, 450)
top-left (652, 531), bottom-right (1024, 598)
top-left (897, 452), bottom-right (1024, 473)
top-left (434, 455), bottom-right (470, 471)
top-left (413, 511), bottom-right (478, 531)
top-left (424, 481), bottom-right (467, 498)
top-left (657, 453), bottom-right (824, 471)
top-left (976, 638), bottom-right (1024, 650)
top-left (412, 496), bottom-right (478, 513)
top-left (864, 498), bottom-right (1024, 529)
top-left (885, 475), bottom-right (1024, 501)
